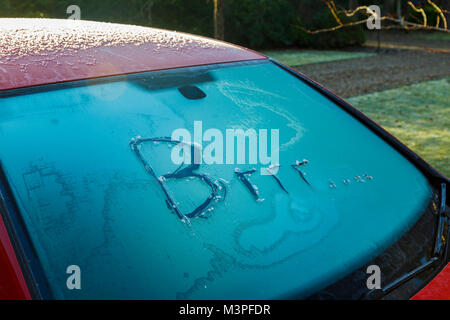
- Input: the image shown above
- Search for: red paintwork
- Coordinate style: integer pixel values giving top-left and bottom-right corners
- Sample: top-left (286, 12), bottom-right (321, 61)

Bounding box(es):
top-left (0, 19), bottom-right (266, 91)
top-left (0, 214), bottom-right (31, 300)
top-left (411, 263), bottom-right (450, 300)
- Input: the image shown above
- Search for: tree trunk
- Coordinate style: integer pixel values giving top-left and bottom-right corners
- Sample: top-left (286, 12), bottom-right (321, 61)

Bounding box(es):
top-left (214, 0), bottom-right (224, 40)
top-left (397, 0), bottom-right (402, 23)
top-left (348, 0), bottom-right (355, 10)
top-left (147, 0), bottom-right (154, 26)
top-left (140, 0), bottom-right (154, 26)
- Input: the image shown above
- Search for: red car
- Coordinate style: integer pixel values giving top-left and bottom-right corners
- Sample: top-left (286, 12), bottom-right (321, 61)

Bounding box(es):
top-left (0, 18), bottom-right (448, 300)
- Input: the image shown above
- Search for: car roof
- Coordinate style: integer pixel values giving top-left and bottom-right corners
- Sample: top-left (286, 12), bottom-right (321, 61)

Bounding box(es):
top-left (0, 18), bottom-right (266, 91)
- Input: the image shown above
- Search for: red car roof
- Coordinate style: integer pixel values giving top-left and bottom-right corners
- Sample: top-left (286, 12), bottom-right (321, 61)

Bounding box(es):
top-left (0, 18), bottom-right (266, 91)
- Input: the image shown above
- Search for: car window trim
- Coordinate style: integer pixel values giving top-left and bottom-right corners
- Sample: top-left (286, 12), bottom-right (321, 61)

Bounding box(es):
top-left (0, 161), bottom-right (53, 299)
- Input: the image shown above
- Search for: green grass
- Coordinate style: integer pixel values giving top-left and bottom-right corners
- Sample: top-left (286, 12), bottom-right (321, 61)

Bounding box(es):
top-left (262, 49), bottom-right (375, 66)
top-left (348, 78), bottom-right (450, 177)
top-left (413, 32), bottom-right (450, 42)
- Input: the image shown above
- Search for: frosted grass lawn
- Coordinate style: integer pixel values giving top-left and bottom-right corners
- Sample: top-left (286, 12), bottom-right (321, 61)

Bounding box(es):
top-left (348, 78), bottom-right (450, 176)
top-left (413, 32), bottom-right (450, 42)
top-left (262, 49), bottom-right (374, 66)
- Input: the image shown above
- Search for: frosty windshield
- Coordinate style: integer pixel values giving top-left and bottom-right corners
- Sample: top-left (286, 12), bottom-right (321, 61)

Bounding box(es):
top-left (0, 60), bottom-right (431, 299)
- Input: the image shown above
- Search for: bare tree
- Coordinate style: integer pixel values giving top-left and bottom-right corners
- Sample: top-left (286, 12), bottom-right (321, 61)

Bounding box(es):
top-left (295, 0), bottom-right (449, 34)
top-left (214, 0), bottom-right (224, 40)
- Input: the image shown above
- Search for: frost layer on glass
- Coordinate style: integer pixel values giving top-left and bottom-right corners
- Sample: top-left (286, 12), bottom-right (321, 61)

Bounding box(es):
top-left (0, 61), bottom-right (431, 299)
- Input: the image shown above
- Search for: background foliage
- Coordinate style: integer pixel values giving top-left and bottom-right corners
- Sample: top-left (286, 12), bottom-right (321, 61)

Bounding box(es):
top-left (0, 0), bottom-right (367, 49)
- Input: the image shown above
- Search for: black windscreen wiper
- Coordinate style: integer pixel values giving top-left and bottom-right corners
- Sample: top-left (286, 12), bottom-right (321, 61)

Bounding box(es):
top-left (434, 183), bottom-right (448, 256)
top-left (363, 182), bottom-right (448, 299)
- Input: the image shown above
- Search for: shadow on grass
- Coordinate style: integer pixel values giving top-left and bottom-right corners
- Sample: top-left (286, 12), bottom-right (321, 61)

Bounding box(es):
top-left (262, 49), bottom-right (375, 66)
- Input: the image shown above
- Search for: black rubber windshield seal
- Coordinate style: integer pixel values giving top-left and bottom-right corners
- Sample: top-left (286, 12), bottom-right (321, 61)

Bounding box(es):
top-left (0, 161), bottom-right (53, 299)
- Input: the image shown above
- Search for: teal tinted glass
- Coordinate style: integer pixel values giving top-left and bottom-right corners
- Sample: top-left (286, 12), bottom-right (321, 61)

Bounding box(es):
top-left (0, 61), bottom-right (431, 299)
